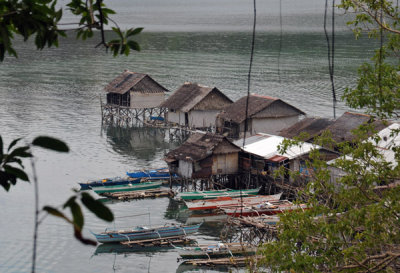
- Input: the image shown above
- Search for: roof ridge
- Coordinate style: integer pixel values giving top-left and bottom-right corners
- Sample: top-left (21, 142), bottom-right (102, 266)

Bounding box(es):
top-left (251, 93), bottom-right (278, 100)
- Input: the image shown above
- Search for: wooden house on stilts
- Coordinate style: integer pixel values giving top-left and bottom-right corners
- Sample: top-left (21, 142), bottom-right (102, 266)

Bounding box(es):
top-left (164, 132), bottom-right (241, 180)
top-left (102, 70), bottom-right (169, 125)
top-left (159, 82), bottom-right (233, 129)
top-left (216, 94), bottom-right (305, 139)
top-left (280, 112), bottom-right (387, 151)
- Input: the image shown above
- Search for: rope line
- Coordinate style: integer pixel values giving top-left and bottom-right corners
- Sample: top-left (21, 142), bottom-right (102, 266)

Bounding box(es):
top-left (243, 0), bottom-right (257, 148)
top-left (378, 0), bottom-right (384, 98)
top-left (324, 0), bottom-right (336, 118)
top-left (278, 0), bottom-right (283, 83)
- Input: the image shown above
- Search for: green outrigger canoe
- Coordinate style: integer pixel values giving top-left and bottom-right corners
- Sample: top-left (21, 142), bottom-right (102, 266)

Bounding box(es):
top-left (93, 181), bottom-right (162, 194)
top-left (177, 188), bottom-right (260, 200)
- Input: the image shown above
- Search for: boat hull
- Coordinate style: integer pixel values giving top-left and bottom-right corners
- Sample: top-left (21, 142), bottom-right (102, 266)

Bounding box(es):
top-left (93, 181), bottom-right (162, 194)
top-left (92, 223), bottom-right (202, 243)
top-left (126, 168), bottom-right (174, 180)
top-left (185, 193), bottom-right (282, 211)
top-left (79, 177), bottom-right (141, 190)
top-left (178, 188), bottom-right (261, 200)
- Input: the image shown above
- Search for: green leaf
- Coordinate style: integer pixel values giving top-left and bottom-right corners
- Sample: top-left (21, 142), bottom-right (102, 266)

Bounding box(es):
top-left (8, 146), bottom-right (30, 158)
top-left (111, 27), bottom-right (123, 39)
top-left (126, 27), bottom-right (143, 37)
top-left (32, 136), bottom-right (69, 152)
top-left (63, 196), bottom-right (76, 209)
top-left (81, 192), bottom-right (114, 222)
top-left (3, 165), bottom-right (29, 182)
top-left (0, 181), bottom-right (10, 191)
top-left (69, 201), bottom-right (84, 230)
top-left (101, 8), bottom-right (116, 15)
top-left (0, 171), bottom-right (13, 191)
top-left (7, 138), bottom-right (22, 152)
top-left (73, 226), bottom-right (97, 246)
top-left (0, 135), bottom-right (3, 160)
top-left (43, 206), bottom-right (72, 224)
top-left (127, 40), bottom-right (140, 52)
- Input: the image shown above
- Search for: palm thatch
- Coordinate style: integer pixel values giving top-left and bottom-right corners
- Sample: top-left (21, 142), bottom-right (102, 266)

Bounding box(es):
top-left (165, 132), bottom-right (240, 163)
top-left (217, 94), bottom-right (305, 124)
top-left (105, 70), bottom-right (169, 94)
top-left (159, 82), bottom-right (232, 112)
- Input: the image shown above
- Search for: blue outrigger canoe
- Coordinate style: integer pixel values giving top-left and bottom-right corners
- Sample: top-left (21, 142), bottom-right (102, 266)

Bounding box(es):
top-left (126, 168), bottom-right (177, 180)
top-left (92, 181), bottom-right (162, 194)
top-left (91, 223), bottom-right (202, 244)
top-left (79, 176), bottom-right (141, 190)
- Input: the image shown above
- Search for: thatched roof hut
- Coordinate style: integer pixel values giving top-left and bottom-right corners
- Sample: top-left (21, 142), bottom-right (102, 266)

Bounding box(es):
top-left (160, 82), bottom-right (233, 128)
top-left (165, 132), bottom-right (241, 178)
top-left (217, 94), bottom-right (306, 138)
top-left (323, 112), bottom-right (387, 144)
top-left (279, 117), bottom-right (334, 141)
top-left (105, 70), bottom-right (169, 108)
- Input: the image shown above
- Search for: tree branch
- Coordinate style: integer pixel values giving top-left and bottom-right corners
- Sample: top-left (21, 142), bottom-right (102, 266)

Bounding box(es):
top-left (352, 0), bottom-right (400, 35)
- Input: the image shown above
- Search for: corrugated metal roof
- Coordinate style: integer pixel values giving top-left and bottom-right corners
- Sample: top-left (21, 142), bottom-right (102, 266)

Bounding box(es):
top-left (104, 70), bottom-right (169, 94)
top-left (372, 123), bottom-right (400, 149)
top-left (233, 133), bottom-right (320, 160)
top-left (328, 123), bottom-right (399, 168)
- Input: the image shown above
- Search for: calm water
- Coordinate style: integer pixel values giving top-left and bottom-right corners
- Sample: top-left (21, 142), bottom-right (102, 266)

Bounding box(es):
top-left (0, 1), bottom-right (380, 272)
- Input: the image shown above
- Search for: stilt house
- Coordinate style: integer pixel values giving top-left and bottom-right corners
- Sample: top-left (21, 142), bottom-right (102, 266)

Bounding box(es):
top-left (328, 122), bottom-right (399, 186)
top-left (164, 132), bottom-right (241, 179)
top-left (321, 112), bottom-right (386, 147)
top-left (216, 94), bottom-right (305, 139)
top-left (279, 112), bottom-right (386, 150)
top-left (159, 82), bottom-right (233, 128)
top-left (105, 70), bottom-right (169, 108)
top-left (234, 133), bottom-right (338, 180)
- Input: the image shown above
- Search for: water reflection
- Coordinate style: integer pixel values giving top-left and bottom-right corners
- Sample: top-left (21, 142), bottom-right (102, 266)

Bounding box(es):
top-left (94, 243), bottom-right (174, 256)
top-left (164, 198), bottom-right (233, 240)
top-left (176, 263), bottom-right (236, 273)
top-left (103, 125), bottom-right (181, 161)
top-left (164, 198), bottom-right (190, 222)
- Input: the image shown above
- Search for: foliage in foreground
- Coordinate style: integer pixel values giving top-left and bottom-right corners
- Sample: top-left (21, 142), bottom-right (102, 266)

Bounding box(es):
top-left (0, 0), bottom-right (143, 61)
top-left (0, 135), bottom-right (113, 245)
top-left (260, 1), bottom-right (400, 271)
top-left (261, 124), bottom-right (400, 272)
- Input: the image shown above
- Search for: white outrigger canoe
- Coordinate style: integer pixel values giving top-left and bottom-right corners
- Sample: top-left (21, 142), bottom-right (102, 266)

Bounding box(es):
top-left (184, 192), bottom-right (282, 211)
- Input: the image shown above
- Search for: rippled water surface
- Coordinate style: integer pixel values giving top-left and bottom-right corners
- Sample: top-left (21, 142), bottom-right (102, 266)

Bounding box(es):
top-left (0, 1), bottom-right (381, 272)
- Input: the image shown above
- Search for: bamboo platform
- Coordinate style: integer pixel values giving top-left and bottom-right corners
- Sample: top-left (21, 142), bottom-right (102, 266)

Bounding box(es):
top-left (101, 188), bottom-right (175, 200)
top-left (181, 255), bottom-right (262, 266)
top-left (120, 235), bottom-right (193, 247)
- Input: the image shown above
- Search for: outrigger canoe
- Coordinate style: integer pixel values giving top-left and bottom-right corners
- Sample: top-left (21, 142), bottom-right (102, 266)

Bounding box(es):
top-left (91, 223), bottom-right (202, 244)
top-left (177, 242), bottom-right (257, 260)
top-left (93, 181), bottom-right (162, 194)
top-left (221, 200), bottom-right (308, 217)
top-left (79, 176), bottom-right (141, 190)
top-left (126, 168), bottom-right (176, 180)
top-left (177, 188), bottom-right (261, 200)
top-left (184, 192), bottom-right (282, 211)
